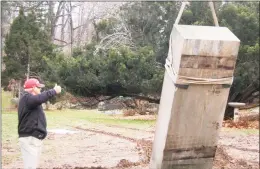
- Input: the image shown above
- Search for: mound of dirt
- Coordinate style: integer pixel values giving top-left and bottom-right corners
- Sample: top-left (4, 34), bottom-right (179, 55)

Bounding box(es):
top-left (54, 166), bottom-right (108, 169)
top-left (223, 120), bottom-right (259, 129)
top-left (116, 159), bottom-right (140, 168)
top-left (213, 146), bottom-right (259, 169)
top-left (136, 139), bottom-right (153, 163)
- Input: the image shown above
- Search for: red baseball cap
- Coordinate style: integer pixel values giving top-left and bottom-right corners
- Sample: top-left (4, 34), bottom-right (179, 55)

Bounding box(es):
top-left (24, 78), bottom-right (45, 89)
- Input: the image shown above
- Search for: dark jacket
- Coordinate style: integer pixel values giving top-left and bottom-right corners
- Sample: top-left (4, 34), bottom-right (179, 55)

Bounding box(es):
top-left (18, 89), bottom-right (57, 140)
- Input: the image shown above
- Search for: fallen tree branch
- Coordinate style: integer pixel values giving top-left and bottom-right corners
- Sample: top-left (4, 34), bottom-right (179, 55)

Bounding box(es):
top-left (77, 95), bottom-right (118, 107)
top-left (120, 93), bottom-right (160, 104)
top-left (71, 92), bottom-right (160, 109)
top-left (240, 103), bottom-right (260, 110)
top-left (54, 38), bottom-right (69, 44)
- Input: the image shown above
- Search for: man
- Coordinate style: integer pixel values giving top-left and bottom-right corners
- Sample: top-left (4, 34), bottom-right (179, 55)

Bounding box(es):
top-left (18, 78), bottom-right (61, 169)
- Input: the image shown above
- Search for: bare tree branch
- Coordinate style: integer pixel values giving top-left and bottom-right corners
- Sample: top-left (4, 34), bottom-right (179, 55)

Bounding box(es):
top-left (24, 2), bottom-right (44, 11)
top-left (73, 23), bottom-right (88, 30)
top-left (54, 38), bottom-right (69, 44)
top-left (54, 24), bottom-right (64, 27)
top-left (55, 13), bottom-right (71, 18)
top-left (51, 2), bottom-right (65, 41)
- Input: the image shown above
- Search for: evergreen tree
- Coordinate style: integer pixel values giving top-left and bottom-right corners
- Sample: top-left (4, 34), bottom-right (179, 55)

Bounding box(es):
top-left (2, 8), bottom-right (54, 86)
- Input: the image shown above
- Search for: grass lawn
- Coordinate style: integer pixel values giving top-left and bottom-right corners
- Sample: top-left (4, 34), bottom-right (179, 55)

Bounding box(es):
top-left (2, 90), bottom-right (258, 167)
top-left (2, 108), bottom-right (156, 166)
top-left (3, 108), bottom-right (258, 145)
top-left (2, 90), bottom-right (152, 166)
top-left (2, 90), bottom-right (156, 145)
top-left (2, 88), bottom-right (13, 111)
top-left (2, 90), bottom-right (258, 156)
top-left (2, 109), bottom-right (156, 144)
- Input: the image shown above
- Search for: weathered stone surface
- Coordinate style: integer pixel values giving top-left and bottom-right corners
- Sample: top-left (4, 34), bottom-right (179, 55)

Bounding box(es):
top-left (150, 24), bottom-right (240, 169)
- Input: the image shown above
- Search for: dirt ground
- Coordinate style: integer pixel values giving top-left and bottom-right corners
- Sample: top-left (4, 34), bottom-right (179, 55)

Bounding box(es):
top-left (3, 116), bottom-right (259, 169)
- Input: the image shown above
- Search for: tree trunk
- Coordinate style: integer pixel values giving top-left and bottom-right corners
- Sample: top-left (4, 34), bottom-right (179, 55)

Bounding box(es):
top-left (27, 45), bottom-right (30, 80)
top-left (225, 82), bottom-right (259, 119)
top-left (240, 83), bottom-right (258, 102)
top-left (67, 2), bottom-right (73, 57)
top-left (231, 82), bottom-right (258, 103)
top-left (77, 5), bottom-right (82, 47)
top-left (48, 1), bottom-right (55, 41)
top-left (26, 63), bottom-right (30, 80)
top-left (240, 103), bottom-right (259, 110)
top-left (18, 80), bottom-right (21, 101)
top-left (93, 21), bottom-right (100, 42)
top-left (61, 3), bottom-right (65, 46)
